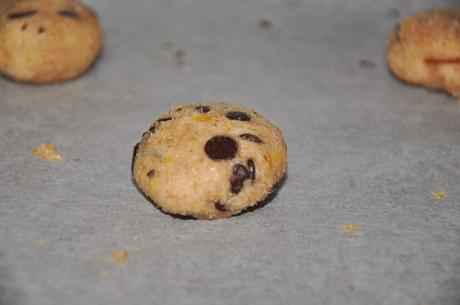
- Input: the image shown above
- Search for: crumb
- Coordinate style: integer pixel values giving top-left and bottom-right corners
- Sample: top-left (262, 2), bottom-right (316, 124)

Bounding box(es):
top-left (258, 19), bottom-right (272, 29)
top-left (107, 249), bottom-right (128, 264)
top-left (35, 239), bottom-right (45, 247)
top-left (99, 270), bottom-right (110, 280)
top-left (175, 50), bottom-right (185, 65)
top-left (347, 283), bottom-right (354, 290)
top-left (32, 141), bottom-right (63, 161)
top-left (431, 191), bottom-right (446, 201)
top-left (388, 8), bottom-right (401, 18)
top-left (358, 59), bottom-right (377, 69)
top-left (349, 122), bottom-right (361, 129)
top-left (340, 224), bottom-right (360, 235)
top-left (162, 42), bottom-right (173, 50)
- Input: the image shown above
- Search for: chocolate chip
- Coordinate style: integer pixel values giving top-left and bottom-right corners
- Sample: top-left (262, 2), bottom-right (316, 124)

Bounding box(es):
top-left (176, 108), bottom-right (182, 112)
top-left (38, 27), bottom-right (45, 34)
top-left (131, 142), bottom-right (140, 173)
top-left (21, 23), bottom-right (27, 31)
top-left (195, 105), bottom-right (210, 113)
top-left (58, 9), bottom-right (80, 19)
top-left (205, 136), bottom-right (238, 160)
top-left (247, 159), bottom-right (256, 181)
top-left (214, 202), bottom-right (227, 212)
top-left (147, 169), bottom-right (155, 178)
top-left (226, 111), bottom-right (251, 121)
top-left (149, 126), bottom-right (156, 133)
top-left (157, 117), bottom-right (172, 122)
top-left (230, 164), bottom-right (250, 194)
top-left (239, 133), bottom-right (263, 144)
top-left (8, 11), bottom-right (37, 19)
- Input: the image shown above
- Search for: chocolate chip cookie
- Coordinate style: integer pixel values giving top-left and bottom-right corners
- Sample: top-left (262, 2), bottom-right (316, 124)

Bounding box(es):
top-left (132, 102), bottom-right (287, 220)
top-left (387, 8), bottom-right (460, 98)
top-left (0, 0), bottom-right (102, 83)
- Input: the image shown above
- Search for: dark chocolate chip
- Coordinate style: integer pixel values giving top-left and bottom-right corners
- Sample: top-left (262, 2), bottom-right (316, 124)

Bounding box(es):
top-left (176, 108), bottom-right (182, 112)
top-left (247, 159), bottom-right (256, 181)
top-left (8, 11), bottom-right (37, 19)
top-left (147, 169), bottom-right (155, 178)
top-left (226, 111), bottom-right (251, 121)
top-left (38, 27), bottom-right (45, 34)
top-left (239, 133), bottom-right (263, 144)
top-left (230, 164), bottom-right (250, 194)
top-left (214, 202), bottom-right (227, 212)
top-left (149, 125), bottom-right (156, 133)
top-left (157, 117), bottom-right (172, 122)
top-left (195, 105), bottom-right (210, 113)
top-left (21, 23), bottom-right (27, 31)
top-left (131, 142), bottom-right (140, 173)
top-left (58, 9), bottom-right (80, 19)
top-left (233, 164), bottom-right (250, 180)
top-left (205, 136), bottom-right (238, 161)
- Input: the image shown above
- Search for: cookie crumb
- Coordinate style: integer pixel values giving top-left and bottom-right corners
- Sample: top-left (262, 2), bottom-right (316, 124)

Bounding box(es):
top-left (347, 283), bottom-right (354, 290)
top-left (349, 122), bottom-right (361, 129)
top-left (388, 8), bottom-right (401, 18)
top-left (162, 42), bottom-right (173, 50)
top-left (358, 59), bottom-right (376, 69)
top-left (99, 270), bottom-right (110, 280)
top-left (340, 224), bottom-right (360, 235)
top-left (431, 191), bottom-right (445, 201)
top-left (258, 18), bottom-right (273, 29)
top-left (108, 249), bottom-right (128, 264)
top-left (32, 141), bottom-right (63, 161)
top-left (175, 50), bottom-right (185, 66)
top-left (35, 239), bottom-right (45, 247)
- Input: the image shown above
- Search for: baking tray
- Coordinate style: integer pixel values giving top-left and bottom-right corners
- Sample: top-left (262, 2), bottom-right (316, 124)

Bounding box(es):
top-left (1, 0), bottom-right (459, 304)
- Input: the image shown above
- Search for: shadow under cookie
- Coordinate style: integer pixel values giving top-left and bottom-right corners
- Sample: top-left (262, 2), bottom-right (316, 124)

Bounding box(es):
top-left (131, 174), bottom-right (287, 221)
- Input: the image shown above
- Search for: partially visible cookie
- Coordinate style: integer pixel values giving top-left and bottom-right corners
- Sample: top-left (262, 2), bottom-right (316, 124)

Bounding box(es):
top-left (132, 102), bottom-right (287, 220)
top-left (0, 0), bottom-right (102, 83)
top-left (387, 8), bottom-right (460, 98)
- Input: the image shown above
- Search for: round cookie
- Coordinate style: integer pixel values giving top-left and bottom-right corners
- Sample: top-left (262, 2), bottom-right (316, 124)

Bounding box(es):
top-left (0, 0), bottom-right (102, 83)
top-left (387, 8), bottom-right (460, 98)
top-left (132, 102), bottom-right (287, 220)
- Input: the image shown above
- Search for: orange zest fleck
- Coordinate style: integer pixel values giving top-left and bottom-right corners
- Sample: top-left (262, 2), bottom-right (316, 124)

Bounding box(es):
top-left (32, 141), bottom-right (63, 161)
top-left (340, 224), bottom-right (360, 235)
top-left (431, 191), bottom-right (446, 201)
top-left (108, 249), bottom-right (128, 264)
top-left (193, 114), bottom-right (212, 122)
top-left (425, 58), bottom-right (460, 65)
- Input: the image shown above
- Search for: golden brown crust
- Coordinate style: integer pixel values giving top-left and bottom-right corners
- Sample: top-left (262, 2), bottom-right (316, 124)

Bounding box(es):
top-left (0, 0), bottom-right (102, 83)
top-left (132, 102), bottom-right (288, 220)
top-left (387, 8), bottom-right (460, 98)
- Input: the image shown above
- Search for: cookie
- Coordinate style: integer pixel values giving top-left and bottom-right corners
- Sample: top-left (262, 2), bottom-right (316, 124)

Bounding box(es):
top-left (132, 102), bottom-right (287, 220)
top-left (387, 8), bottom-right (460, 98)
top-left (0, 0), bottom-right (102, 83)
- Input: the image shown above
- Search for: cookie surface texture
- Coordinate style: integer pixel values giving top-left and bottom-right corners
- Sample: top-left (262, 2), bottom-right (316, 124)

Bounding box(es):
top-left (387, 9), bottom-right (460, 98)
top-left (0, 0), bottom-right (102, 83)
top-left (132, 102), bottom-right (287, 220)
